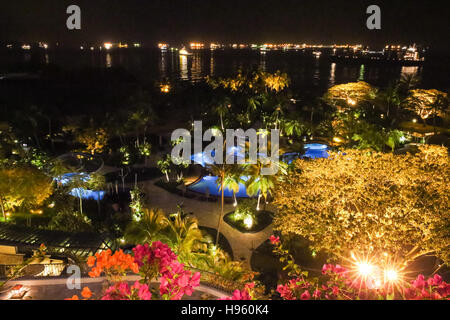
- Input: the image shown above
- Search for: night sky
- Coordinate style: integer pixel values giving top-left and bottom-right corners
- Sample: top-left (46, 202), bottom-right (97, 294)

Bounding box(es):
top-left (1, 0), bottom-right (449, 51)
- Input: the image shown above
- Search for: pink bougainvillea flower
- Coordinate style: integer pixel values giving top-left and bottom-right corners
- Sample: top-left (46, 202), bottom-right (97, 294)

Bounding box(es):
top-left (269, 235), bottom-right (280, 244)
top-left (300, 290), bottom-right (311, 300)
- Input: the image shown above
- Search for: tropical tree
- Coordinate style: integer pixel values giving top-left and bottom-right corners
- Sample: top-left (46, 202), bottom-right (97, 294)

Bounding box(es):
top-left (404, 89), bottom-right (448, 126)
top-left (212, 97), bottom-right (232, 130)
top-left (124, 208), bottom-right (169, 244)
top-left (157, 155), bottom-right (172, 182)
top-left (0, 165), bottom-right (53, 220)
top-left (244, 159), bottom-right (287, 211)
top-left (165, 213), bottom-right (204, 261)
top-left (76, 128), bottom-right (108, 155)
top-left (376, 83), bottom-right (401, 119)
top-left (125, 89), bottom-right (156, 147)
top-left (124, 208), bottom-right (203, 261)
top-left (324, 81), bottom-right (377, 112)
top-left (282, 119), bottom-right (309, 138)
top-left (273, 146), bottom-right (450, 265)
top-left (207, 164), bottom-right (243, 245)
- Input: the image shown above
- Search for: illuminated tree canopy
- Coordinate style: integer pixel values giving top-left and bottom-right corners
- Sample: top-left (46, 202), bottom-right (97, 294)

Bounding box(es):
top-left (273, 145), bottom-right (450, 265)
top-left (0, 165), bottom-right (53, 218)
top-left (404, 89), bottom-right (449, 120)
top-left (207, 70), bottom-right (289, 93)
top-left (76, 128), bottom-right (108, 155)
top-left (324, 81), bottom-right (377, 110)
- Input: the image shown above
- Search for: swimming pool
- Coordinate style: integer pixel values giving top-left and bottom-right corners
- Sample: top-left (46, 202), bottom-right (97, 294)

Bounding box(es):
top-left (187, 143), bottom-right (329, 198)
top-left (187, 175), bottom-right (251, 198)
top-left (55, 173), bottom-right (105, 201)
top-left (282, 143), bottom-right (330, 164)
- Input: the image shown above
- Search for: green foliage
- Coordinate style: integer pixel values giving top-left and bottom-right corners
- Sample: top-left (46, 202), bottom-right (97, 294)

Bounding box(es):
top-left (0, 165), bottom-right (53, 219)
top-left (157, 155), bottom-right (172, 182)
top-left (273, 146), bottom-right (450, 265)
top-left (129, 185), bottom-right (146, 222)
top-left (48, 208), bottom-right (93, 232)
top-left (124, 208), bottom-right (253, 283)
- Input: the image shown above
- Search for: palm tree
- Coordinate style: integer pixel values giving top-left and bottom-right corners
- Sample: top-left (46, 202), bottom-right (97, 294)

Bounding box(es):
top-left (124, 208), bottom-right (203, 262)
top-left (124, 208), bottom-right (168, 244)
top-left (207, 164), bottom-right (243, 246)
top-left (165, 213), bottom-right (204, 261)
top-left (212, 97), bottom-right (231, 130)
top-left (376, 83), bottom-right (401, 119)
top-left (244, 159), bottom-right (287, 211)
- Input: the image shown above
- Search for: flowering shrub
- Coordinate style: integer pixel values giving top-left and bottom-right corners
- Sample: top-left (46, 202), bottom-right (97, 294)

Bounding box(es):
top-left (270, 235), bottom-right (450, 300)
top-left (219, 282), bottom-right (256, 300)
top-left (67, 241), bottom-right (201, 300)
top-left (404, 274), bottom-right (450, 300)
top-left (102, 281), bottom-right (152, 300)
top-left (87, 249), bottom-right (139, 281)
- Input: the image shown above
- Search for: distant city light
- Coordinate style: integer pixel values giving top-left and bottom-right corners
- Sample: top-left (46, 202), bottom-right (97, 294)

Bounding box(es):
top-left (160, 84), bottom-right (171, 93)
top-left (158, 43), bottom-right (168, 50)
top-left (190, 42), bottom-right (204, 49)
top-left (104, 42), bottom-right (113, 50)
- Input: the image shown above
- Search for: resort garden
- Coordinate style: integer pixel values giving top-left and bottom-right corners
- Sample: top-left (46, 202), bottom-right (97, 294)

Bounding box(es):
top-left (0, 70), bottom-right (449, 300)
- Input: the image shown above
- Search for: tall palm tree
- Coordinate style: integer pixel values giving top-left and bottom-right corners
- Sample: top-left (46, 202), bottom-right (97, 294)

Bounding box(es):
top-left (207, 164), bottom-right (243, 245)
top-left (376, 83), bottom-right (401, 119)
top-left (244, 159), bottom-right (287, 211)
top-left (212, 97), bottom-right (231, 130)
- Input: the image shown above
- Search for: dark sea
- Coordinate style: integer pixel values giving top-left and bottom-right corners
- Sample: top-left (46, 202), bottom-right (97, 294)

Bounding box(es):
top-left (0, 48), bottom-right (449, 100)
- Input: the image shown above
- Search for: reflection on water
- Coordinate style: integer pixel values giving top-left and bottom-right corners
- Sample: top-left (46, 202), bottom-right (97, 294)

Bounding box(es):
top-left (4, 49), bottom-right (446, 95)
top-left (159, 51), bottom-right (167, 79)
top-left (106, 53), bottom-right (112, 68)
top-left (259, 51), bottom-right (266, 71)
top-left (401, 66), bottom-right (420, 78)
top-left (313, 58), bottom-right (320, 86)
top-left (210, 53), bottom-right (215, 77)
top-left (358, 64), bottom-right (365, 81)
top-left (329, 62), bottom-right (336, 87)
top-left (179, 55), bottom-right (188, 80)
top-left (191, 53), bottom-right (202, 81)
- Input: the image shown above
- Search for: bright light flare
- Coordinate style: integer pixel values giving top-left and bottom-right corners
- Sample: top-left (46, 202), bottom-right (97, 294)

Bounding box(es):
top-left (384, 269), bottom-right (398, 282)
top-left (357, 262), bottom-right (374, 277)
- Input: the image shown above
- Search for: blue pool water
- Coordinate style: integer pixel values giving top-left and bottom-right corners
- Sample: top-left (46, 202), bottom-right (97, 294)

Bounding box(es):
top-left (55, 173), bottom-right (105, 201)
top-left (282, 143), bottom-right (330, 164)
top-left (187, 143), bottom-right (329, 198)
top-left (187, 175), bottom-right (251, 198)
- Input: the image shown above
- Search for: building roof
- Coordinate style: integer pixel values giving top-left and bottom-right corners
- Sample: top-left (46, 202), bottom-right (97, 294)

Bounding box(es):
top-left (0, 224), bottom-right (115, 257)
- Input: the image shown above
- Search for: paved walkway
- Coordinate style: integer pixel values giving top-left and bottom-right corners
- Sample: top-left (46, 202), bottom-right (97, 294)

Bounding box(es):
top-left (137, 178), bottom-right (274, 269)
top-left (2, 275), bottom-right (227, 300)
